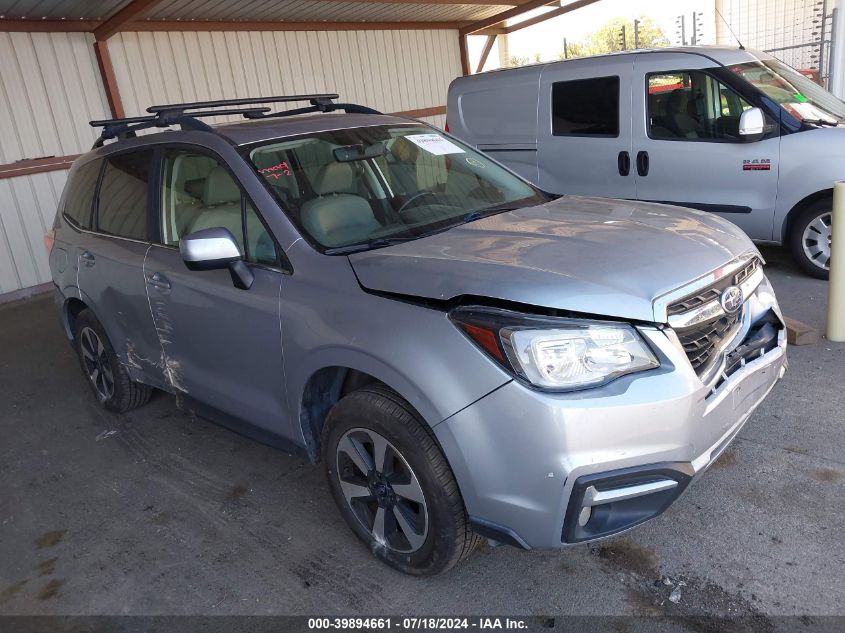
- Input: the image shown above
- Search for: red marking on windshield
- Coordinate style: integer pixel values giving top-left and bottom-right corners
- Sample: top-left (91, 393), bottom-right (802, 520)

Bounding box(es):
top-left (259, 162), bottom-right (292, 180)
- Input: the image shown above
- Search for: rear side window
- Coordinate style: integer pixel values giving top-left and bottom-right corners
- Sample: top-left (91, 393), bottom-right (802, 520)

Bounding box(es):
top-left (551, 76), bottom-right (620, 137)
top-left (63, 160), bottom-right (101, 229)
top-left (97, 150), bottom-right (153, 240)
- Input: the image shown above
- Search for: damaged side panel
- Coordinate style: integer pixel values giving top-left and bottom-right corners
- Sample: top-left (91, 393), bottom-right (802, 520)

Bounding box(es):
top-left (142, 244), bottom-right (294, 440)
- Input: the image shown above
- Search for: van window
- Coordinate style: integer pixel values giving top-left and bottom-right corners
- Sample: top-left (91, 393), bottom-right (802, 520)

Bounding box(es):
top-left (63, 160), bottom-right (101, 229)
top-left (97, 151), bottom-right (153, 240)
top-left (160, 150), bottom-right (278, 266)
top-left (551, 76), bottom-right (620, 137)
top-left (648, 72), bottom-right (753, 141)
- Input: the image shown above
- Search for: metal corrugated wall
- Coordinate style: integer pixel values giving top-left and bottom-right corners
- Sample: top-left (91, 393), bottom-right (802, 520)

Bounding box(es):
top-left (106, 29), bottom-right (459, 120)
top-left (0, 28), bottom-right (459, 295)
top-left (0, 31), bottom-right (110, 295)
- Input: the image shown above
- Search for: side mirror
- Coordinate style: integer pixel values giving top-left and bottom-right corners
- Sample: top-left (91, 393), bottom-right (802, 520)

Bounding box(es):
top-left (179, 227), bottom-right (254, 290)
top-left (738, 107), bottom-right (771, 142)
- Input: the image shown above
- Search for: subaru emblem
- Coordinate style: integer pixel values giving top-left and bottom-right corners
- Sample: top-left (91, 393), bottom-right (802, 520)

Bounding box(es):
top-left (720, 285), bottom-right (743, 314)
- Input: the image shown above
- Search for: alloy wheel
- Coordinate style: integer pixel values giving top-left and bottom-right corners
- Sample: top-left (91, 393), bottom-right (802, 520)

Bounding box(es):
top-left (802, 211), bottom-right (832, 271)
top-left (79, 326), bottom-right (115, 401)
top-left (335, 427), bottom-right (428, 553)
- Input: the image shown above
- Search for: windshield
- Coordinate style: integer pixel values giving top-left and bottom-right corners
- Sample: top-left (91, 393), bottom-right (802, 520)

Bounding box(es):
top-left (247, 125), bottom-right (548, 251)
top-left (729, 59), bottom-right (845, 124)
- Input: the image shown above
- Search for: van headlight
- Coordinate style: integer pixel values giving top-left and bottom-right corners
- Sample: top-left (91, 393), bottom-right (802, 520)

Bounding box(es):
top-left (449, 307), bottom-right (659, 391)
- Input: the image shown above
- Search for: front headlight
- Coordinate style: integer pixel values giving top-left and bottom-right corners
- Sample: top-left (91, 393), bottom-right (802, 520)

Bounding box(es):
top-left (450, 307), bottom-right (659, 391)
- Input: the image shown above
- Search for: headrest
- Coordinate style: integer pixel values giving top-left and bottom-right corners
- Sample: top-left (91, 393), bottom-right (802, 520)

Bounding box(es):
top-left (391, 137), bottom-right (419, 162)
top-left (667, 89), bottom-right (689, 111)
top-left (203, 166), bottom-right (241, 206)
top-left (313, 162), bottom-right (355, 196)
top-left (300, 194), bottom-right (378, 247)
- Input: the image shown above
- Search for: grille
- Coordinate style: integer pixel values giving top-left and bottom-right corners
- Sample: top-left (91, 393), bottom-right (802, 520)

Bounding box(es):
top-left (666, 288), bottom-right (720, 316)
top-left (668, 257), bottom-right (760, 374)
top-left (676, 312), bottom-right (741, 371)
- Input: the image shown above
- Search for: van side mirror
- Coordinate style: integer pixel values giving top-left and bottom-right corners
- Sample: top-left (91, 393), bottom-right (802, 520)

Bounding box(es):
top-left (179, 227), bottom-right (254, 290)
top-left (738, 107), bottom-right (771, 142)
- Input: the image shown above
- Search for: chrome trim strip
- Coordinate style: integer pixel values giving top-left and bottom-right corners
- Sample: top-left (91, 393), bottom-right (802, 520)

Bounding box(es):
top-left (583, 480), bottom-right (679, 507)
top-left (666, 265), bottom-right (765, 330)
top-left (653, 251), bottom-right (760, 322)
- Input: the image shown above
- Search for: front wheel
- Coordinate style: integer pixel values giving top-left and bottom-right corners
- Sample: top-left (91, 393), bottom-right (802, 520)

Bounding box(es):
top-left (322, 386), bottom-right (479, 575)
top-left (789, 199), bottom-right (832, 279)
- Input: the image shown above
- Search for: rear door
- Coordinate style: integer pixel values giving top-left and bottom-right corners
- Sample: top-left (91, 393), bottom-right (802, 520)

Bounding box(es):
top-left (74, 149), bottom-right (165, 388)
top-left (142, 147), bottom-right (292, 437)
top-left (536, 57), bottom-right (636, 198)
top-left (630, 53), bottom-right (780, 239)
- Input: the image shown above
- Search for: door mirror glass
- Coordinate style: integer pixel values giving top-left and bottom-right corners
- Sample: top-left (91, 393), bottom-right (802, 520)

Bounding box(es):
top-left (179, 227), bottom-right (254, 289)
top-left (738, 107), bottom-right (767, 141)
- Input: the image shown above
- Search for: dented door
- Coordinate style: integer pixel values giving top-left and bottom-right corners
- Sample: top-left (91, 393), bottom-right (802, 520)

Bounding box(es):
top-left (142, 244), bottom-right (291, 437)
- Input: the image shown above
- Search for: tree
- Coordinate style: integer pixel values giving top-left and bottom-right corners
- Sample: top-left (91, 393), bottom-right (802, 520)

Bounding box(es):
top-left (561, 16), bottom-right (669, 59)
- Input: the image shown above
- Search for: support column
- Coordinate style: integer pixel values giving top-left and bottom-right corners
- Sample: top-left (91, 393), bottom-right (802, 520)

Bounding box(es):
top-left (93, 40), bottom-right (124, 118)
top-left (459, 32), bottom-right (470, 76)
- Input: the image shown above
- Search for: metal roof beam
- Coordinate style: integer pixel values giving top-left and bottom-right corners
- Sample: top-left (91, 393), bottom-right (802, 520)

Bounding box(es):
top-left (460, 0), bottom-right (601, 36)
top-left (0, 18), bottom-right (466, 33)
top-left (94, 0), bottom-right (166, 41)
top-left (501, 0), bottom-right (601, 34)
top-left (460, 0), bottom-right (557, 36)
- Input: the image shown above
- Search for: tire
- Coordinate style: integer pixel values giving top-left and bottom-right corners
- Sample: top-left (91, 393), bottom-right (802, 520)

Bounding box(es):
top-left (322, 385), bottom-right (480, 575)
top-left (74, 309), bottom-right (152, 413)
top-left (789, 198), bottom-right (832, 280)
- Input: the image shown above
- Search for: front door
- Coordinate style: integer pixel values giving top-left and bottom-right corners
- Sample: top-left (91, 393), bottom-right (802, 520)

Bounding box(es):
top-left (143, 147), bottom-right (291, 437)
top-left (631, 54), bottom-right (780, 240)
top-left (536, 57), bottom-right (636, 199)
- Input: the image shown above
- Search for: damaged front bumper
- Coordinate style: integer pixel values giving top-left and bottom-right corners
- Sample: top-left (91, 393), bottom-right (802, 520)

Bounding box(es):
top-left (434, 275), bottom-right (787, 550)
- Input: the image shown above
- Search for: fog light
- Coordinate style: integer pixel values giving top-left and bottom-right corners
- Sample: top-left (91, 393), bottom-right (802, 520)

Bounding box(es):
top-left (578, 506), bottom-right (592, 526)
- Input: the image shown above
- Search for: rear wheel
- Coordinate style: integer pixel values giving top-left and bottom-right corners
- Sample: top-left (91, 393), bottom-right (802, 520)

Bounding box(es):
top-left (74, 309), bottom-right (152, 412)
top-left (322, 386), bottom-right (479, 575)
top-left (789, 199), bottom-right (832, 279)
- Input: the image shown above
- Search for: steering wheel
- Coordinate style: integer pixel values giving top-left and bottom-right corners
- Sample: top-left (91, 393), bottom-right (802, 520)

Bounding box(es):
top-left (396, 191), bottom-right (440, 215)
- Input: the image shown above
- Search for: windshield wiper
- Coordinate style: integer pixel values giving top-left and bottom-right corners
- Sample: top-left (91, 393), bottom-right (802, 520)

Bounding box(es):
top-left (324, 236), bottom-right (417, 255)
top-left (802, 117), bottom-right (840, 126)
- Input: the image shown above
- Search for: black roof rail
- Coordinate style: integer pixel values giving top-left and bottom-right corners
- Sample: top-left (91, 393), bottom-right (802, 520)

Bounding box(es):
top-left (89, 94), bottom-right (383, 148)
top-left (145, 93), bottom-right (339, 113)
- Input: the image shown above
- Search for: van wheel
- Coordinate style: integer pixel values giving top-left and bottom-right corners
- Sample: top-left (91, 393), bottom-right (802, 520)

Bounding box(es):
top-left (789, 199), bottom-right (832, 279)
top-left (74, 309), bottom-right (152, 412)
top-left (322, 386), bottom-right (480, 575)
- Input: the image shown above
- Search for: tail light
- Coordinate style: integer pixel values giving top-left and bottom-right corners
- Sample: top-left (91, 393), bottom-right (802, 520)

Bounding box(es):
top-left (444, 120), bottom-right (449, 133)
top-left (44, 229), bottom-right (55, 254)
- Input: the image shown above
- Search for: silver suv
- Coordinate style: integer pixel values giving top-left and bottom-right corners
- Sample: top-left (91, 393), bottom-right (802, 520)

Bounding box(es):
top-left (49, 95), bottom-right (787, 575)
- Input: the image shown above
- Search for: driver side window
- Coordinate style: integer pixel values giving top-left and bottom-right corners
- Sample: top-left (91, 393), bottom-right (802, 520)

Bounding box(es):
top-left (648, 71), bottom-right (752, 141)
top-left (160, 150), bottom-right (279, 267)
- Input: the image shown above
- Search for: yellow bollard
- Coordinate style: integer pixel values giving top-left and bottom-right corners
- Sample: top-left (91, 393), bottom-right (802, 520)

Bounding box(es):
top-left (828, 181), bottom-right (845, 342)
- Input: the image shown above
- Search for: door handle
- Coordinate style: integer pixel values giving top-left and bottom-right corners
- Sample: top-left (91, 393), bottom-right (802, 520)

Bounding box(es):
top-left (80, 251), bottom-right (95, 266)
top-left (147, 272), bottom-right (172, 291)
top-left (617, 151), bottom-right (631, 176)
top-left (636, 151), bottom-right (650, 177)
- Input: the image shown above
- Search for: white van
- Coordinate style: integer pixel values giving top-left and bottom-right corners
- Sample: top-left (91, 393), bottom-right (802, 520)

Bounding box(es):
top-left (447, 46), bottom-right (845, 278)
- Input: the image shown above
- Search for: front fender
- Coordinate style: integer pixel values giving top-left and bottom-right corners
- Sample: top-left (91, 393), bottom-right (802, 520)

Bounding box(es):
top-left (775, 128), bottom-right (844, 240)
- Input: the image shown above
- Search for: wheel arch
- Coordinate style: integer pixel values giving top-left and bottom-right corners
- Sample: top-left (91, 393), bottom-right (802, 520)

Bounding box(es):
top-left (297, 361), bottom-right (437, 464)
top-left (781, 188), bottom-right (832, 242)
top-left (61, 291), bottom-right (92, 343)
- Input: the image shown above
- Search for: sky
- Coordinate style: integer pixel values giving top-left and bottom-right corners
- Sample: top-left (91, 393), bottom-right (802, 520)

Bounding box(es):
top-left (469, 0), bottom-right (720, 71)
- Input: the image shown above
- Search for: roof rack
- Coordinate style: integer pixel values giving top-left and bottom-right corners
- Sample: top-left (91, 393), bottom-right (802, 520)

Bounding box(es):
top-left (88, 94), bottom-right (382, 148)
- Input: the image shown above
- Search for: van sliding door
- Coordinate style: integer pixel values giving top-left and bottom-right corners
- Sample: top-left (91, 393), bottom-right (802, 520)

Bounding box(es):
top-left (536, 57), bottom-right (635, 199)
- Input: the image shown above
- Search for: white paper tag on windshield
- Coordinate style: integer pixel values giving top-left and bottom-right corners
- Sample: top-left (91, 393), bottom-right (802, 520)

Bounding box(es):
top-left (406, 133), bottom-right (465, 156)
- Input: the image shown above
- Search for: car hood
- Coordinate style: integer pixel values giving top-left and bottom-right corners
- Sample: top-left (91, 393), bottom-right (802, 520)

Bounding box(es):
top-left (348, 196), bottom-right (757, 323)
